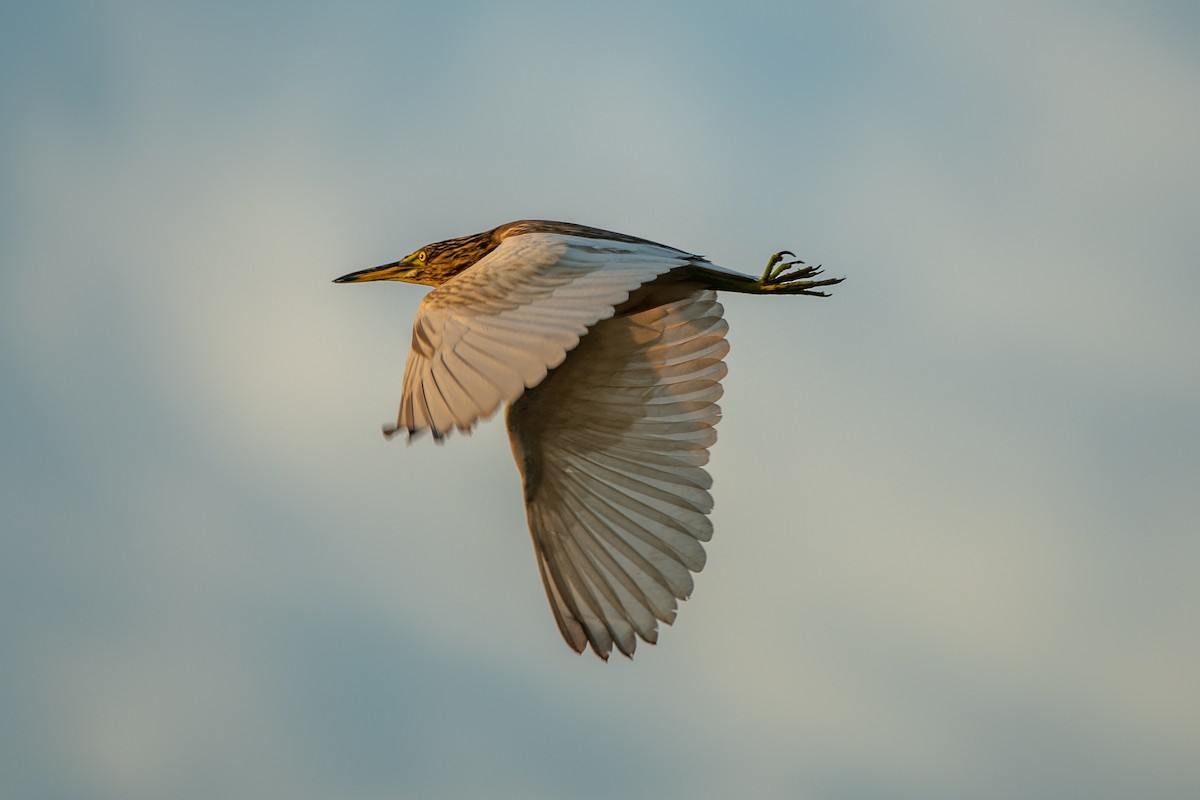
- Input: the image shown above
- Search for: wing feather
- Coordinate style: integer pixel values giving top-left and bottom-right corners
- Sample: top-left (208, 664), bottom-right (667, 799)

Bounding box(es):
top-left (557, 506), bottom-right (662, 640)
top-left (507, 288), bottom-right (728, 658)
top-left (392, 233), bottom-right (701, 439)
top-left (532, 532), bottom-right (588, 652)
top-left (555, 489), bottom-right (680, 624)
top-left (536, 498), bottom-right (619, 655)
top-left (559, 533), bottom-right (638, 656)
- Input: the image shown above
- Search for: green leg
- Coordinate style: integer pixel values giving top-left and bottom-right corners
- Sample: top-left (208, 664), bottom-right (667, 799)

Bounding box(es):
top-left (753, 251), bottom-right (844, 296)
top-left (690, 252), bottom-right (844, 296)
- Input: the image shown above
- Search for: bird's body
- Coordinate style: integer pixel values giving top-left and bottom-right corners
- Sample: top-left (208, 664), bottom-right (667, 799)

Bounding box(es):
top-left (335, 220), bottom-right (840, 659)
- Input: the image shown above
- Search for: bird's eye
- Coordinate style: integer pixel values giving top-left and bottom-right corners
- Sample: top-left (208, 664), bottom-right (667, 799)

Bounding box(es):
top-left (417, 250), bottom-right (428, 263)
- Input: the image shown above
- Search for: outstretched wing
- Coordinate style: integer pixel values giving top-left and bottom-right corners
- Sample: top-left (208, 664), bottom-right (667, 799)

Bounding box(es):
top-left (506, 286), bottom-right (729, 659)
top-left (392, 232), bottom-right (701, 439)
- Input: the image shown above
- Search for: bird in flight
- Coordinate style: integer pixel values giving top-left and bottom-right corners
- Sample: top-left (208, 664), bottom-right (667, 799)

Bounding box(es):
top-left (335, 220), bottom-right (841, 659)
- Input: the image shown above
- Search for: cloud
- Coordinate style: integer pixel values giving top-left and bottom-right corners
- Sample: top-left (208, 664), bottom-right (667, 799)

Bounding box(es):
top-left (3, 2), bottom-right (1198, 799)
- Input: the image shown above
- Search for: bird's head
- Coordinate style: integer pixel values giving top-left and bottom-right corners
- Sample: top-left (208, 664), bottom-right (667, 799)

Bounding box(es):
top-left (334, 229), bottom-right (500, 287)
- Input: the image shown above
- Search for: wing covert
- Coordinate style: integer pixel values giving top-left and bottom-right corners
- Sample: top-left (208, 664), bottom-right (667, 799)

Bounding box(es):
top-left (390, 232), bottom-right (701, 439)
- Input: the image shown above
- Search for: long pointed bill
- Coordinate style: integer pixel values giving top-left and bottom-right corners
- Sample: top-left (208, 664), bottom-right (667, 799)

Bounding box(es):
top-left (332, 259), bottom-right (413, 283)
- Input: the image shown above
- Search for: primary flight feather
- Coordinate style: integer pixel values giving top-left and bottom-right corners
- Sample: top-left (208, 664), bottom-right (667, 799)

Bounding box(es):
top-left (334, 219), bottom-right (841, 659)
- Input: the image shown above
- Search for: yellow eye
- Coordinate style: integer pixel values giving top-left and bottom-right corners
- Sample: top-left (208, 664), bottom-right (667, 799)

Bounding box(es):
top-left (416, 250), bottom-right (427, 263)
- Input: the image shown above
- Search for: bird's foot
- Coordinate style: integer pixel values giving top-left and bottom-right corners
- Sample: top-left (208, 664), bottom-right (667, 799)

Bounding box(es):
top-left (756, 251), bottom-right (844, 296)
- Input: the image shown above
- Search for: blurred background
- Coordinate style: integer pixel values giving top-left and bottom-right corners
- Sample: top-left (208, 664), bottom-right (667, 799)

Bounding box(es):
top-left (3, 1), bottom-right (1197, 798)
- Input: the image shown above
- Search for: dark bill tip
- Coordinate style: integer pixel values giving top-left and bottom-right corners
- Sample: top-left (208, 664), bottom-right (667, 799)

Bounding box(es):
top-left (332, 260), bottom-right (409, 284)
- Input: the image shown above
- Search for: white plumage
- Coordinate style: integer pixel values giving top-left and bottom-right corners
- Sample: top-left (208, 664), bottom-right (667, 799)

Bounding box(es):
top-left (508, 285), bottom-right (728, 658)
top-left (391, 233), bottom-right (705, 440)
top-left (335, 220), bottom-right (840, 659)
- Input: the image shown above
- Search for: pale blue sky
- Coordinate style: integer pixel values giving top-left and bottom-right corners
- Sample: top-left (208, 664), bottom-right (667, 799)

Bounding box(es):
top-left (3, 1), bottom-right (1198, 799)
